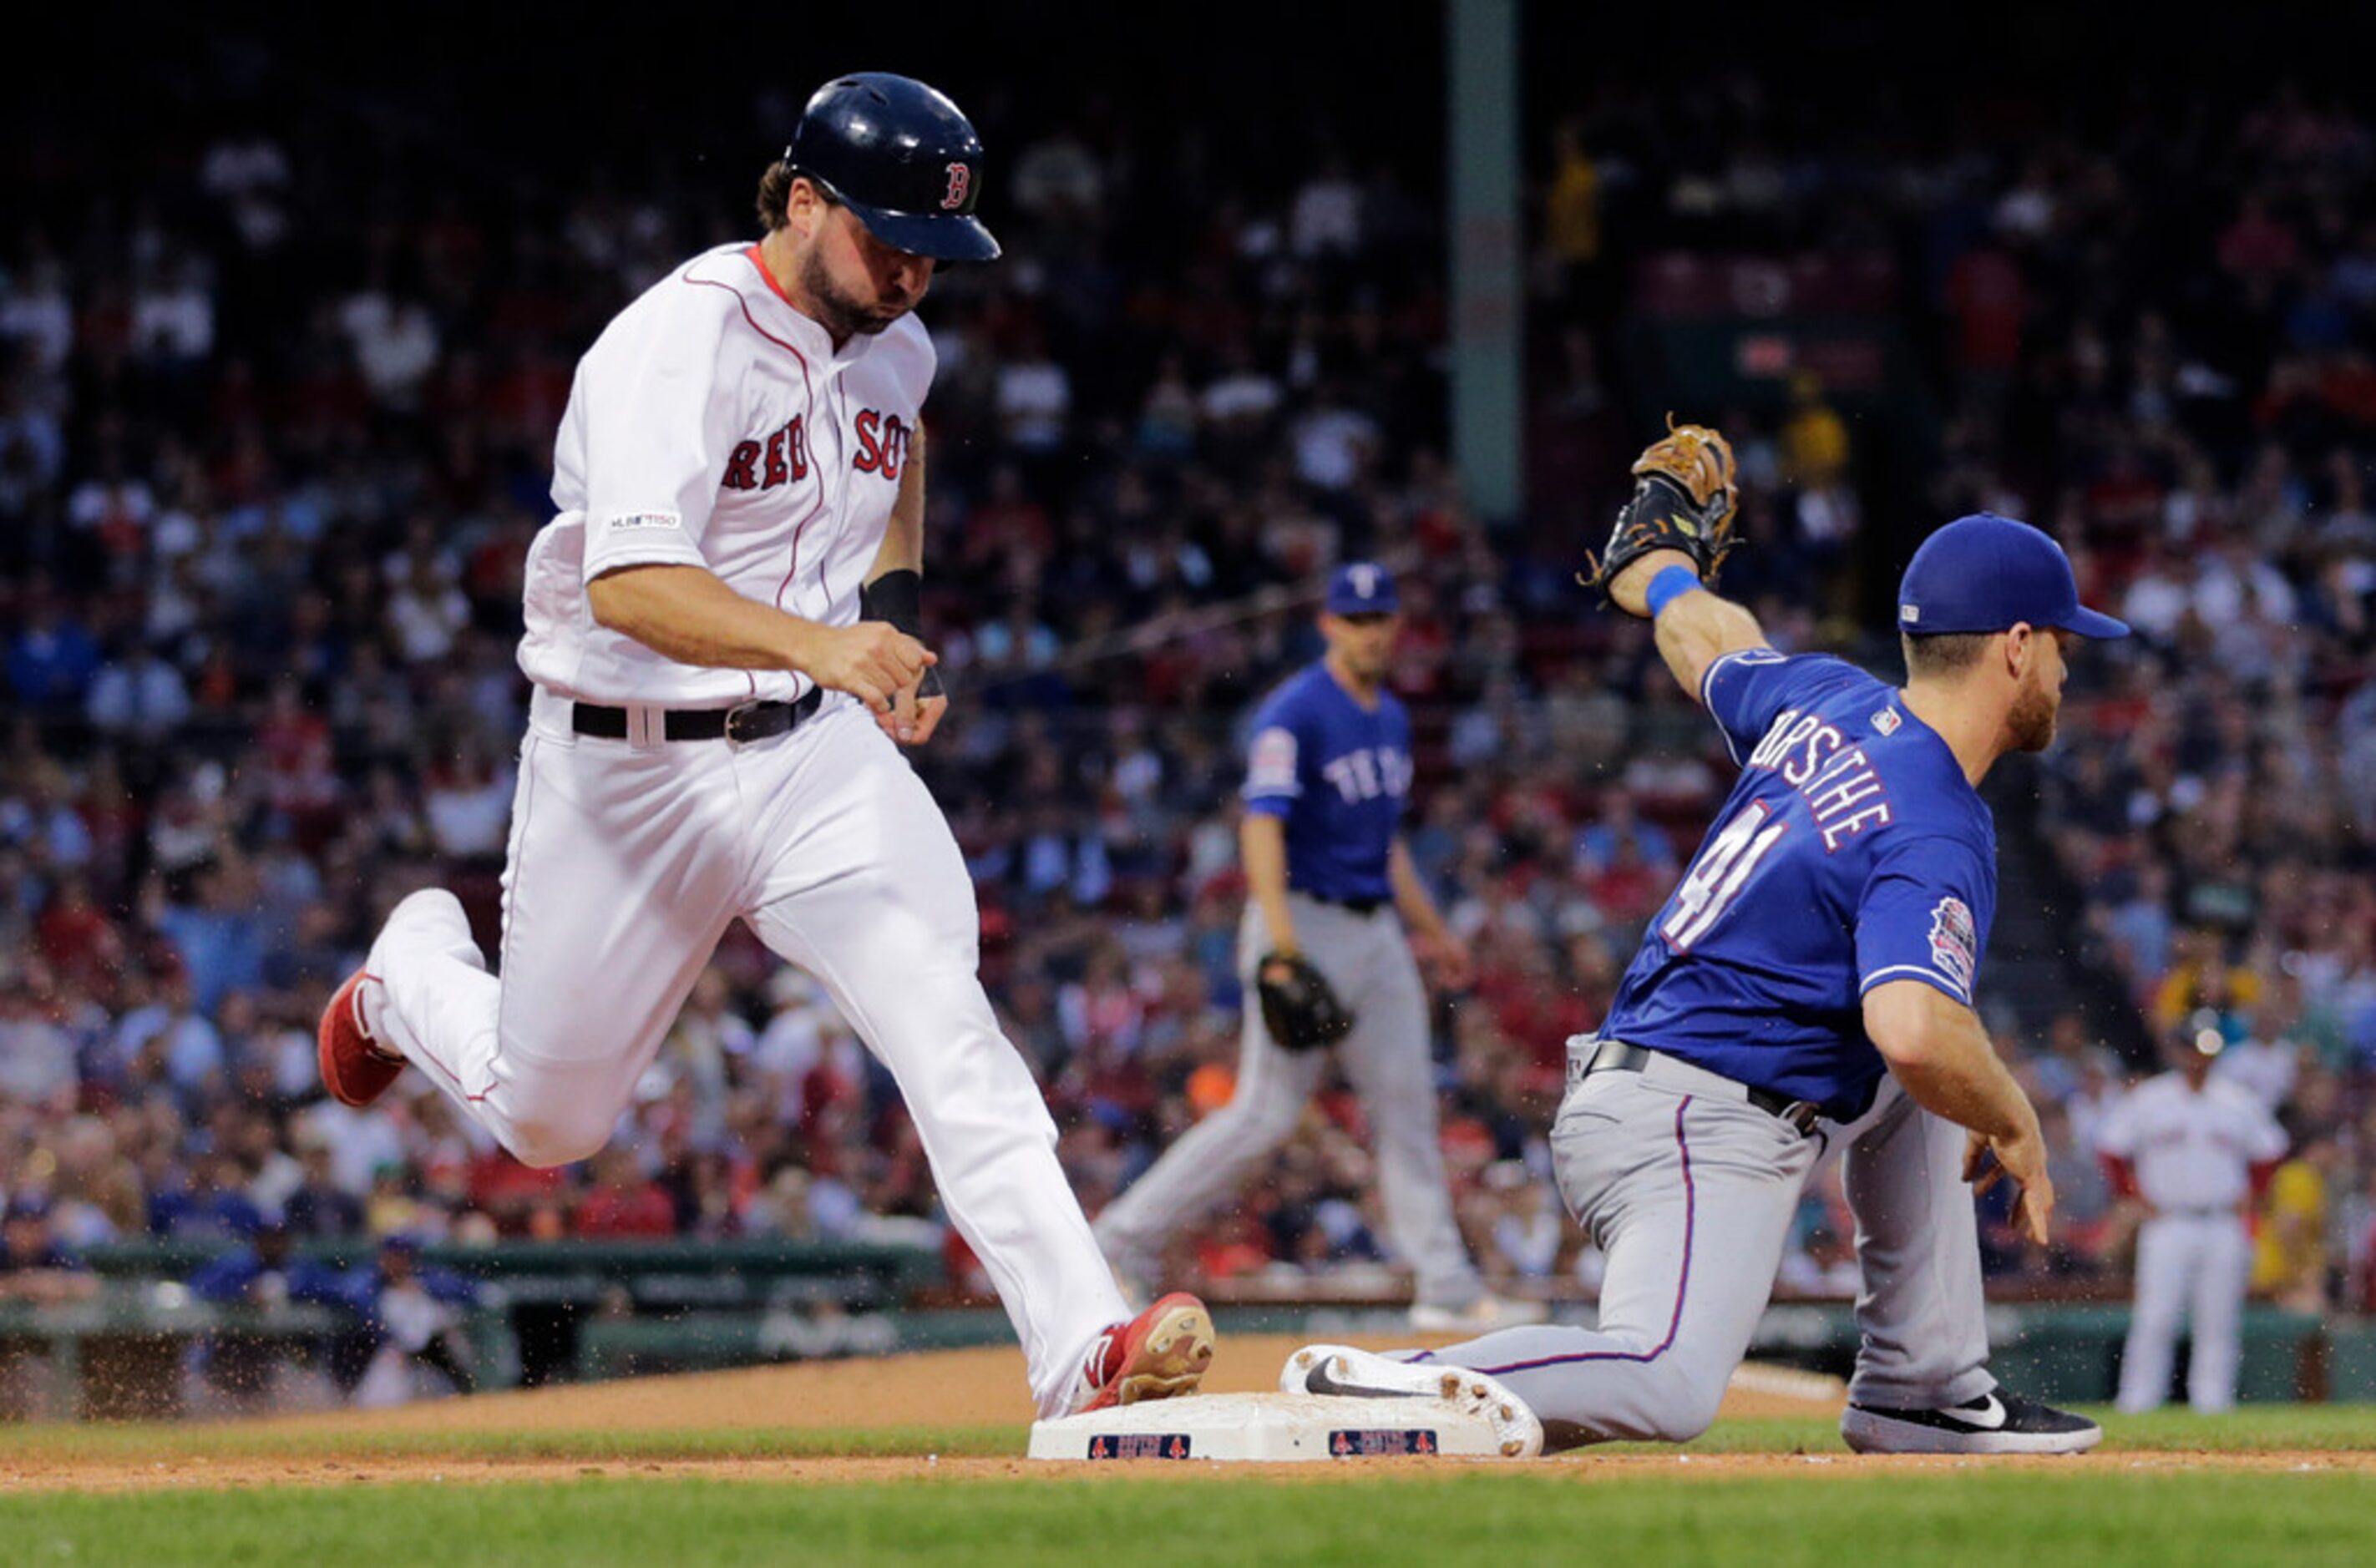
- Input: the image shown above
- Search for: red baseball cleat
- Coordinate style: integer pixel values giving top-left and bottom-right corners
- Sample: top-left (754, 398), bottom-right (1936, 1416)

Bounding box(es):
top-left (317, 969), bottom-right (406, 1108)
top-left (1070, 1292), bottom-right (1215, 1414)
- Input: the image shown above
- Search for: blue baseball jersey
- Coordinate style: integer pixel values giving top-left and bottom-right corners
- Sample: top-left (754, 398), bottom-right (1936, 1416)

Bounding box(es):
top-left (1241, 662), bottom-right (1412, 903)
top-left (1603, 649), bottom-right (1998, 1117)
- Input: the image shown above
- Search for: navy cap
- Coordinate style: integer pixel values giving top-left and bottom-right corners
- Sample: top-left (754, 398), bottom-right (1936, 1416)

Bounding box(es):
top-left (788, 73), bottom-right (1000, 262)
top-left (1325, 561), bottom-right (1400, 616)
top-left (1897, 513), bottom-right (2129, 640)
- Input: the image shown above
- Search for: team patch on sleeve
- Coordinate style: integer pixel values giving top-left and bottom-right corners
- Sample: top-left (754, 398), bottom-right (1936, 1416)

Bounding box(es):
top-left (1927, 895), bottom-right (1978, 994)
top-left (1247, 727), bottom-right (1299, 796)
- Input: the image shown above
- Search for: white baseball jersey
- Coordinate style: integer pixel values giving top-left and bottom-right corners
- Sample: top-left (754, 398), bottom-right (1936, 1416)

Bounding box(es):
top-left (2094, 1073), bottom-right (2286, 1211)
top-left (2099, 1070), bottom-right (2283, 1415)
top-left (360, 240), bottom-right (1133, 1420)
top-left (519, 242), bottom-right (931, 706)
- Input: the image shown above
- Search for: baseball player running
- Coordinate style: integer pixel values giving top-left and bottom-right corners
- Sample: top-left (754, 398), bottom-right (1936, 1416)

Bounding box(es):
top-left (2095, 1029), bottom-right (2287, 1414)
top-left (1096, 564), bottom-right (1542, 1331)
top-left (1289, 427), bottom-right (2115, 1454)
top-left (314, 73), bottom-right (1212, 1419)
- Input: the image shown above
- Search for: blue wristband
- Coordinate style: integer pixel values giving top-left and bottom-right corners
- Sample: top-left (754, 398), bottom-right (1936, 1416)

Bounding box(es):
top-left (1644, 564), bottom-right (1704, 620)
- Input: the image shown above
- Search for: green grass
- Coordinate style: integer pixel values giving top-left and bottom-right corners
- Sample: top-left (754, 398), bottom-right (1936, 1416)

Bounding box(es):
top-left (6, 1408), bottom-right (2376, 1566)
top-left (3, 1471), bottom-right (2374, 1567)
top-left (28, 1404), bottom-right (2376, 1465)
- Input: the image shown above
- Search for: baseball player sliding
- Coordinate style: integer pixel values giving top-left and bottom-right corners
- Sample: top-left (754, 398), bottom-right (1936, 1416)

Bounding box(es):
top-left (1289, 426), bottom-right (2114, 1454)
top-left (315, 73), bottom-right (1212, 1419)
top-left (2095, 1029), bottom-right (2286, 1414)
top-left (1094, 565), bottom-right (1543, 1332)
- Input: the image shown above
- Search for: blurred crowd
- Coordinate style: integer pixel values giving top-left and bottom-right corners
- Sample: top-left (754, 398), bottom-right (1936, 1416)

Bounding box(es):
top-left (4, 49), bottom-right (2376, 1348)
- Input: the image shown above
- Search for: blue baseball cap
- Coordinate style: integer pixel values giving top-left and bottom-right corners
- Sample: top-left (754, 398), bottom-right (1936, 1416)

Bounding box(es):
top-left (1325, 562), bottom-right (1400, 616)
top-left (1897, 513), bottom-right (2129, 639)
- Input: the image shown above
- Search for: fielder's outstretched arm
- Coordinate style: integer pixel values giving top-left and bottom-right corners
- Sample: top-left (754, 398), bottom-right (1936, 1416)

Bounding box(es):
top-left (1606, 547), bottom-right (1771, 705)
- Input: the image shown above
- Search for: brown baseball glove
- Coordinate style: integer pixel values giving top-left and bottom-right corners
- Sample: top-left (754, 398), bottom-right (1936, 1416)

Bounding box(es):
top-left (1578, 417), bottom-right (1742, 611)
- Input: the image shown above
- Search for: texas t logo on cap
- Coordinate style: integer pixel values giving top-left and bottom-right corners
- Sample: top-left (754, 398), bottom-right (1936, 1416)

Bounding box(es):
top-left (1325, 562), bottom-right (1400, 615)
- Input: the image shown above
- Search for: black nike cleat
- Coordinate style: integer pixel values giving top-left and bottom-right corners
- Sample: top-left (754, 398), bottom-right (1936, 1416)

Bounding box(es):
top-left (1841, 1388), bottom-right (2102, 1454)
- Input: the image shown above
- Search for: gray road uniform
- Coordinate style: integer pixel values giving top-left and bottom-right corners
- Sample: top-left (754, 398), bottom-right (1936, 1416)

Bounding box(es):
top-left (1093, 658), bottom-right (1485, 1313)
top-left (1292, 509), bottom-right (2118, 1455)
top-left (1405, 650), bottom-right (2007, 1441)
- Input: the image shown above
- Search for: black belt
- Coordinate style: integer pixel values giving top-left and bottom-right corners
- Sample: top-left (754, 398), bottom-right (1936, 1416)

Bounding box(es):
top-left (1302, 892), bottom-right (1386, 915)
top-left (571, 689), bottom-right (823, 744)
top-left (1572, 1038), bottom-right (1825, 1137)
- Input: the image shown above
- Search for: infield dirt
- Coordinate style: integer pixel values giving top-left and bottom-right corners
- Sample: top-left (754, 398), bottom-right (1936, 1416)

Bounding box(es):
top-left (5, 1333), bottom-right (2369, 1492)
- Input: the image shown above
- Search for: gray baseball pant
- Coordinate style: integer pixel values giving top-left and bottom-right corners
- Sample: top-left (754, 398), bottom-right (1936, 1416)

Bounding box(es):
top-left (1093, 893), bottom-right (1484, 1310)
top-left (1411, 1048), bottom-right (1993, 1446)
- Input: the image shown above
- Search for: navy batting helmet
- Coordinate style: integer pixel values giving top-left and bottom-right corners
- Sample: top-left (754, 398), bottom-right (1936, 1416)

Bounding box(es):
top-left (787, 73), bottom-right (999, 262)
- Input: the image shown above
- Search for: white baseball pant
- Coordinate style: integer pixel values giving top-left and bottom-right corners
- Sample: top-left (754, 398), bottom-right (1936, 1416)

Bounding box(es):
top-left (362, 689), bottom-right (1127, 1416)
top-left (2117, 1210), bottom-right (2252, 1414)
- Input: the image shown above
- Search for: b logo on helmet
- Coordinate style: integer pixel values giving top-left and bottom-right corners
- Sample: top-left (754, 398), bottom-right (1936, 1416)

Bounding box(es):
top-left (941, 162), bottom-right (971, 211)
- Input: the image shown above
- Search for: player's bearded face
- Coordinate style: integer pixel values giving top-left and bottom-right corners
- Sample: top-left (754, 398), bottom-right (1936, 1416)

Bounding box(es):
top-left (2008, 630), bottom-right (2067, 751)
top-left (803, 210), bottom-right (935, 338)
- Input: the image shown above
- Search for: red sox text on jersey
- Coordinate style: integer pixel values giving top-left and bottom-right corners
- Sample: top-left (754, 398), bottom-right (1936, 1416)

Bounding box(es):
top-left (719, 410), bottom-right (914, 492)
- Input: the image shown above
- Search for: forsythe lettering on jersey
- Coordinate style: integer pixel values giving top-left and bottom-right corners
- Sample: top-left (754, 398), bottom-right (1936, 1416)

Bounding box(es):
top-left (1241, 663), bottom-right (1412, 906)
top-left (1601, 650), bottom-right (1998, 1119)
